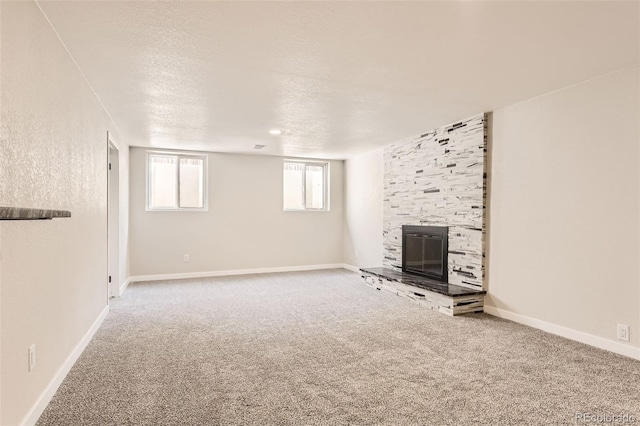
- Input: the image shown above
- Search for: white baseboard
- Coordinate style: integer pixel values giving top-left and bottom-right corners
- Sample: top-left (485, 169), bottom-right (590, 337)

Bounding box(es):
top-left (119, 277), bottom-right (131, 295)
top-left (342, 264), bottom-right (360, 273)
top-left (127, 263), bottom-right (347, 284)
top-left (22, 305), bottom-right (109, 426)
top-left (484, 305), bottom-right (640, 361)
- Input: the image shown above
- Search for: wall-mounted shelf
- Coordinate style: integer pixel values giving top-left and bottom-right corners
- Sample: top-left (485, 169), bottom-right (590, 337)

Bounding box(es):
top-left (0, 207), bottom-right (71, 221)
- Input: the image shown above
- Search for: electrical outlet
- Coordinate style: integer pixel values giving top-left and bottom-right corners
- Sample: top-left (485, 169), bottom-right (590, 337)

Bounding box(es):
top-left (617, 324), bottom-right (630, 342)
top-left (183, 254), bottom-right (190, 263)
top-left (355, 250), bottom-right (359, 258)
top-left (28, 344), bottom-right (36, 372)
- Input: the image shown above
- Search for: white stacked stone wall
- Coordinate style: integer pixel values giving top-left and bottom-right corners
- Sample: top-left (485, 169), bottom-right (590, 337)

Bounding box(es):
top-left (383, 113), bottom-right (487, 290)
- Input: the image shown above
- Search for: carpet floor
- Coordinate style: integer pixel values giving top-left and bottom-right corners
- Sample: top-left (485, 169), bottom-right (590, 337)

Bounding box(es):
top-left (37, 269), bottom-right (639, 425)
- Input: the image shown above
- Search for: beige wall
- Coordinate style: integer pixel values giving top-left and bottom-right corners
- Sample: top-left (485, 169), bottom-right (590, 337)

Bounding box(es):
top-left (0, 2), bottom-right (129, 424)
top-left (129, 148), bottom-right (344, 276)
top-left (487, 66), bottom-right (640, 348)
top-left (118, 147), bottom-right (130, 290)
top-left (343, 148), bottom-right (384, 269)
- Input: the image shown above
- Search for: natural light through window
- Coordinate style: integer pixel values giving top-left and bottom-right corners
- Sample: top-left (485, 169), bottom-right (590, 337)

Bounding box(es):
top-left (148, 152), bottom-right (207, 210)
top-left (283, 161), bottom-right (328, 211)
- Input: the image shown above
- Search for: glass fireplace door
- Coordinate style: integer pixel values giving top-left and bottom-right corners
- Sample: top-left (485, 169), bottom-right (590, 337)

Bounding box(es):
top-left (405, 234), bottom-right (443, 277)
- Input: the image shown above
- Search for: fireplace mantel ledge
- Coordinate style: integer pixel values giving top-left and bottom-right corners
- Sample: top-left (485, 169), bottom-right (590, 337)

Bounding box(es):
top-left (0, 207), bottom-right (71, 221)
top-left (360, 267), bottom-right (485, 297)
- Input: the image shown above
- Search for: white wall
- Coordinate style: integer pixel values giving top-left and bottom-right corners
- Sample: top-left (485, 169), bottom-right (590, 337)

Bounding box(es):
top-left (0, 2), bottom-right (130, 424)
top-left (118, 146), bottom-right (130, 291)
top-left (129, 148), bottom-right (344, 277)
top-left (343, 148), bottom-right (384, 269)
top-left (487, 66), bottom-right (640, 350)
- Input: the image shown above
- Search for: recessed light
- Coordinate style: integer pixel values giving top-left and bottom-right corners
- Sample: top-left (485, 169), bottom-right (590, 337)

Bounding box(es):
top-left (269, 129), bottom-right (282, 136)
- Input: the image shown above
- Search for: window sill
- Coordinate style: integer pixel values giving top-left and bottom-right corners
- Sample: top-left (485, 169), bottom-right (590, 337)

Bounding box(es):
top-left (283, 209), bottom-right (329, 212)
top-left (146, 208), bottom-right (209, 212)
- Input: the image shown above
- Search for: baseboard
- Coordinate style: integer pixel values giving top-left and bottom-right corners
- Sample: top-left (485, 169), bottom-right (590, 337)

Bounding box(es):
top-left (484, 305), bottom-right (640, 361)
top-left (22, 305), bottom-right (110, 426)
top-left (342, 264), bottom-right (360, 273)
top-left (119, 277), bottom-right (131, 295)
top-left (127, 263), bottom-right (347, 284)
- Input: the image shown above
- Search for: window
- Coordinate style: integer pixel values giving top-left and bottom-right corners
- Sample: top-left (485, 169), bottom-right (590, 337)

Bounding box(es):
top-left (147, 151), bottom-right (207, 211)
top-left (283, 160), bottom-right (329, 211)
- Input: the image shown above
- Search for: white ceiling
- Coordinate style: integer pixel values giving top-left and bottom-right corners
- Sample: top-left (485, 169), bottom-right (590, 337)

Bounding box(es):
top-left (38, 1), bottom-right (639, 159)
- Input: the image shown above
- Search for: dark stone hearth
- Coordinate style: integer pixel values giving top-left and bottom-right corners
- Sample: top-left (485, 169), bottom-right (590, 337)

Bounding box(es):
top-left (360, 268), bottom-right (485, 298)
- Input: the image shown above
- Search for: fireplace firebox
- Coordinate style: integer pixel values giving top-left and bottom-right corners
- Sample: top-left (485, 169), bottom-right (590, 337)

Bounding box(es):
top-left (402, 225), bottom-right (448, 282)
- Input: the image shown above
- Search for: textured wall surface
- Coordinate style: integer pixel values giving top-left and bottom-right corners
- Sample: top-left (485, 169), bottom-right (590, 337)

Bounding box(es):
top-left (0, 2), bottom-right (127, 424)
top-left (129, 148), bottom-right (344, 276)
top-left (383, 114), bottom-right (486, 290)
top-left (488, 66), bottom-right (639, 347)
top-left (343, 148), bottom-right (384, 269)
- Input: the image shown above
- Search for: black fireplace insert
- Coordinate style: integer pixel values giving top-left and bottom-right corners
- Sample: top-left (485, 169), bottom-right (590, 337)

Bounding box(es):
top-left (402, 225), bottom-right (448, 282)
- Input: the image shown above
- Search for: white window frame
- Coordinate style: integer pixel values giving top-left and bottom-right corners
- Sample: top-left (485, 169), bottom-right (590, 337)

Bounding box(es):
top-left (283, 160), bottom-right (330, 212)
top-left (146, 150), bottom-right (208, 211)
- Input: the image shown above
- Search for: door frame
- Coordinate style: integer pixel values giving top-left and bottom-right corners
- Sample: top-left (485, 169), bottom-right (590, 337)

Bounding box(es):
top-left (107, 132), bottom-right (120, 299)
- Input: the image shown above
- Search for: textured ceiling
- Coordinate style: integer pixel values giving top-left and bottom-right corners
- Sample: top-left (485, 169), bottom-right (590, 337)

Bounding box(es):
top-left (38, 1), bottom-right (639, 159)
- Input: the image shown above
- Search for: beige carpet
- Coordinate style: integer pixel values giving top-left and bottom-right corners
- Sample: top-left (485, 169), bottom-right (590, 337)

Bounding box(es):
top-left (37, 269), bottom-right (640, 425)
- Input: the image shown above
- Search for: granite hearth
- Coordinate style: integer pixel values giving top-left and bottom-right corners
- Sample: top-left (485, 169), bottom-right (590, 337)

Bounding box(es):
top-left (361, 268), bottom-right (485, 316)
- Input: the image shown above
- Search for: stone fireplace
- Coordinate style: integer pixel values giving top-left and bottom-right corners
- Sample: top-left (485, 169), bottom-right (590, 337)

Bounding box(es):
top-left (383, 113), bottom-right (486, 291)
top-left (361, 113), bottom-right (487, 316)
